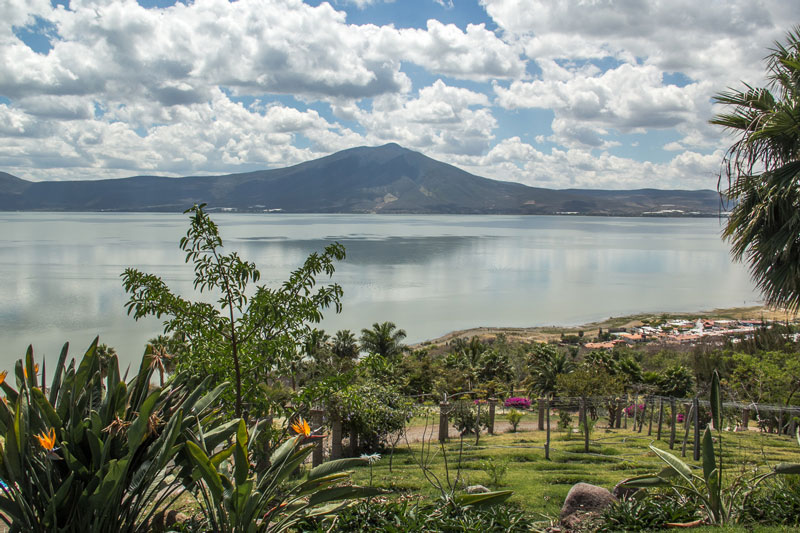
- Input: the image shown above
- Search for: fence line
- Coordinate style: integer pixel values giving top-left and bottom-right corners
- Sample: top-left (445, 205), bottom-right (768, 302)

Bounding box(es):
top-left (305, 393), bottom-right (799, 467)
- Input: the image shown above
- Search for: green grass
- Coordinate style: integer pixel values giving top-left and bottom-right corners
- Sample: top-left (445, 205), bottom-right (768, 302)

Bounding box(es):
top-left (346, 425), bottom-right (800, 521)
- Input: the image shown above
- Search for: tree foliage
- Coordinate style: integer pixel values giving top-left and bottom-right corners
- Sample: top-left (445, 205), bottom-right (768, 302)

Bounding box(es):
top-left (711, 26), bottom-right (800, 311)
top-left (121, 204), bottom-right (345, 417)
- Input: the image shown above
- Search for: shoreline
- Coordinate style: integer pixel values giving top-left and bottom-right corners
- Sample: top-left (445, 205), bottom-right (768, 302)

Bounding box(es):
top-left (411, 305), bottom-right (798, 349)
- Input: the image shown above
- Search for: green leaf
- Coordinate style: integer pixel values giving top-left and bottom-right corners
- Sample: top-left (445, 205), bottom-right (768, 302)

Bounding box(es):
top-left (186, 441), bottom-right (224, 502)
top-left (307, 458), bottom-right (368, 481)
top-left (701, 427), bottom-right (716, 485)
top-left (234, 419), bottom-right (249, 486)
top-left (127, 389), bottom-right (161, 451)
top-left (710, 370), bottom-right (722, 431)
top-left (48, 342), bottom-right (69, 405)
top-left (307, 486), bottom-right (384, 507)
top-left (619, 475), bottom-right (671, 488)
top-left (775, 463), bottom-right (800, 475)
top-left (454, 490), bottom-right (514, 507)
top-left (649, 445), bottom-right (694, 484)
top-left (30, 387), bottom-right (62, 430)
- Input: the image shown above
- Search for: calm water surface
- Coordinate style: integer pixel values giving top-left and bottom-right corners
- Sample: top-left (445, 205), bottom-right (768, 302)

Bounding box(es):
top-left (1, 212), bottom-right (759, 370)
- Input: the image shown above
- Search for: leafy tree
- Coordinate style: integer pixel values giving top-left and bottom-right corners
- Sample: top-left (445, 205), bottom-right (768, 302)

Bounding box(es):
top-left (525, 344), bottom-right (574, 398)
top-left (121, 204), bottom-right (345, 418)
top-left (360, 322), bottom-right (407, 360)
top-left (444, 336), bottom-right (486, 391)
top-left (332, 329), bottom-right (359, 362)
top-left (711, 27), bottom-right (800, 311)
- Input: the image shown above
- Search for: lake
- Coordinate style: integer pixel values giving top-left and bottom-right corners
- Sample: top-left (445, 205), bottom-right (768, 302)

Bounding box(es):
top-left (1, 212), bottom-right (759, 370)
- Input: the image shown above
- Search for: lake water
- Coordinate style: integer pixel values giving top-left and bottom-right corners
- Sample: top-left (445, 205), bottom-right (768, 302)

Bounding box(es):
top-left (1, 212), bottom-right (760, 370)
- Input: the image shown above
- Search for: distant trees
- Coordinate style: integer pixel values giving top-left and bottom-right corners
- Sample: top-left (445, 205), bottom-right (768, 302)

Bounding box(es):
top-left (360, 321), bottom-right (407, 360)
top-left (711, 26), bottom-right (800, 311)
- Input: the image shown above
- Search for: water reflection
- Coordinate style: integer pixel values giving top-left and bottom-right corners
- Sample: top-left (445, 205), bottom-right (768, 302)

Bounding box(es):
top-left (0, 213), bottom-right (759, 370)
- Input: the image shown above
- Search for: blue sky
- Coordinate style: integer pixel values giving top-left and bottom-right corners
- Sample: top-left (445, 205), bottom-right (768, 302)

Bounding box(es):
top-left (1, 0), bottom-right (798, 188)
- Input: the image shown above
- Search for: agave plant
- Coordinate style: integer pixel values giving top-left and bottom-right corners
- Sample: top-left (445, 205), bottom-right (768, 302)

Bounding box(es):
top-left (185, 417), bottom-right (384, 532)
top-left (0, 337), bottom-right (236, 533)
top-left (620, 370), bottom-right (800, 525)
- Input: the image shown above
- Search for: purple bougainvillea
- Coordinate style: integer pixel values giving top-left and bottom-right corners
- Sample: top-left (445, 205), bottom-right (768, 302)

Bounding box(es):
top-left (504, 397), bottom-right (531, 409)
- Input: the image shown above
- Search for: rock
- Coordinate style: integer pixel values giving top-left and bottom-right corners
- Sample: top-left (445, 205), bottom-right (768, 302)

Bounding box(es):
top-left (560, 482), bottom-right (616, 523)
top-left (612, 480), bottom-right (639, 500)
top-left (148, 510), bottom-right (190, 532)
top-left (465, 484), bottom-right (491, 494)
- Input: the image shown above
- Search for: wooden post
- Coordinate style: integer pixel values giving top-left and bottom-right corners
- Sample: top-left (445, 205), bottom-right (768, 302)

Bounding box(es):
top-left (488, 399), bottom-right (496, 435)
top-left (669, 398), bottom-right (677, 450)
top-left (741, 408), bottom-right (750, 430)
top-left (475, 403), bottom-right (482, 445)
top-left (438, 402), bottom-right (450, 443)
top-left (656, 397), bottom-right (664, 441)
top-left (684, 401), bottom-right (692, 430)
top-left (778, 409), bottom-right (785, 434)
top-left (311, 409), bottom-right (324, 467)
top-left (638, 396), bottom-right (647, 433)
top-left (615, 398), bottom-right (622, 429)
top-left (538, 398), bottom-right (545, 430)
top-left (623, 394), bottom-right (629, 429)
top-left (545, 397), bottom-right (551, 460)
top-left (693, 397), bottom-right (700, 461)
top-left (582, 397), bottom-right (590, 453)
top-left (331, 415), bottom-right (343, 460)
top-left (681, 401), bottom-right (694, 458)
top-left (647, 397), bottom-right (655, 436)
top-left (349, 428), bottom-right (359, 457)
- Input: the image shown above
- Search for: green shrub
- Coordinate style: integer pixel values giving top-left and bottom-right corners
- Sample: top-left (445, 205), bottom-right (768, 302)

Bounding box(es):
top-left (0, 338), bottom-right (232, 532)
top-left (740, 475), bottom-right (800, 526)
top-left (479, 457), bottom-right (509, 487)
top-left (598, 493), bottom-right (699, 531)
top-left (506, 409), bottom-right (523, 432)
top-left (451, 401), bottom-right (489, 436)
top-left (186, 418), bottom-right (381, 532)
top-left (299, 498), bottom-right (537, 532)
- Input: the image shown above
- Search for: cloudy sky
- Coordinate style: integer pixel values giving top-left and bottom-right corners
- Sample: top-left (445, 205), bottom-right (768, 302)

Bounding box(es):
top-left (2, 0), bottom-right (798, 189)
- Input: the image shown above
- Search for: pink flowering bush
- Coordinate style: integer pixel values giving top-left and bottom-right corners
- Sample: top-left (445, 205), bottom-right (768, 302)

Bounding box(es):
top-left (504, 397), bottom-right (531, 409)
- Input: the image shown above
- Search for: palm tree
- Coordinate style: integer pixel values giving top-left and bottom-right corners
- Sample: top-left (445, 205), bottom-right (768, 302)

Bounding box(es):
top-left (359, 322), bottom-right (407, 360)
top-left (711, 26), bottom-right (800, 311)
top-left (525, 344), bottom-right (574, 398)
top-left (332, 329), bottom-right (359, 362)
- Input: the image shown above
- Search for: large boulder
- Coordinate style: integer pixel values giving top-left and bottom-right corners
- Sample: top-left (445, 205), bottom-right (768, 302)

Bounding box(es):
top-left (560, 482), bottom-right (616, 525)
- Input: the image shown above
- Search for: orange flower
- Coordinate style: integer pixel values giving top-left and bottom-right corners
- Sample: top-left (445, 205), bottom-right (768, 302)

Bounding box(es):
top-left (23, 364), bottom-right (39, 379)
top-left (290, 417), bottom-right (311, 437)
top-left (35, 427), bottom-right (56, 451)
top-left (0, 370), bottom-right (7, 386)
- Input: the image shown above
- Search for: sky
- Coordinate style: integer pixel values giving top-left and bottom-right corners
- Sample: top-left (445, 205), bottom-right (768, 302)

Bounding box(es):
top-left (2, 0), bottom-right (798, 190)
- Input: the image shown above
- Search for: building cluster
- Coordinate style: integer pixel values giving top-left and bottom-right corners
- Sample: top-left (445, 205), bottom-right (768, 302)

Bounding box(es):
top-left (583, 318), bottom-right (791, 349)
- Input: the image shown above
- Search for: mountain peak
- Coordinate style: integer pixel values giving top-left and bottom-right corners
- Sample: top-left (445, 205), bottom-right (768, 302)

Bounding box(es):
top-left (0, 146), bottom-right (718, 215)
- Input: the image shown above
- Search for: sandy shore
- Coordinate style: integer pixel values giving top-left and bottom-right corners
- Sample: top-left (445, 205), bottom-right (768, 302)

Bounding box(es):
top-left (411, 305), bottom-right (798, 349)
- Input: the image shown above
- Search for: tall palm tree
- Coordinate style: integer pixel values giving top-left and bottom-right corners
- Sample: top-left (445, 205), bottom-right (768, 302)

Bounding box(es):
top-left (332, 329), bottom-right (359, 362)
top-left (711, 26), bottom-right (800, 311)
top-left (359, 322), bottom-right (407, 360)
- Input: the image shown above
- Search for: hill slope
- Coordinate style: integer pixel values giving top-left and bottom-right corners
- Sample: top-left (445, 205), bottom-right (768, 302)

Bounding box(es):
top-left (0, 144), bottom-right (720, 215)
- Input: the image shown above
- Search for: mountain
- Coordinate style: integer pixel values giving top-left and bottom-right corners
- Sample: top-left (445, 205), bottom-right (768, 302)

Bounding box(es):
top-left (0, 144), bottom-right (721, 216)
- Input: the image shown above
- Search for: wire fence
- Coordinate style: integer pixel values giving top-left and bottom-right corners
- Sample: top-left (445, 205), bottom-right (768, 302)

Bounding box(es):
top-left (305, 393), bottom-right (800, 467)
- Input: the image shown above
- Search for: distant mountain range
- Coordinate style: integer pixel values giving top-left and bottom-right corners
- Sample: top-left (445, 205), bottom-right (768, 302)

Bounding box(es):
top-left (0, 144), bottom-right (723, 216)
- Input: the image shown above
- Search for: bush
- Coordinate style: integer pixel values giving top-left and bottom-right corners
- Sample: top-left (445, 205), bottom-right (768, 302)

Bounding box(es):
top-left (598, 493), bottom-right (699, 531)
top-left (740, 475), bottom-right (800, 526)
top-left (507, 409), bottom-right (524, 432)
top-left (0, 338), bottom-right (232, 532)
top-left (503, 397), bottom-right (531, 409)
top-left (451, 401), bottom-right (490, 436)
top-left (331, 383), bottom-right (414, 452)
top-left (300, 498), bottom-right (537, 532)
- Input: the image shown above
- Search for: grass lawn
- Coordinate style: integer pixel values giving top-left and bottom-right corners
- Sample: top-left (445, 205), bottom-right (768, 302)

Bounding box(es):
top-left (346, 424), bottom-right (800, 522)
